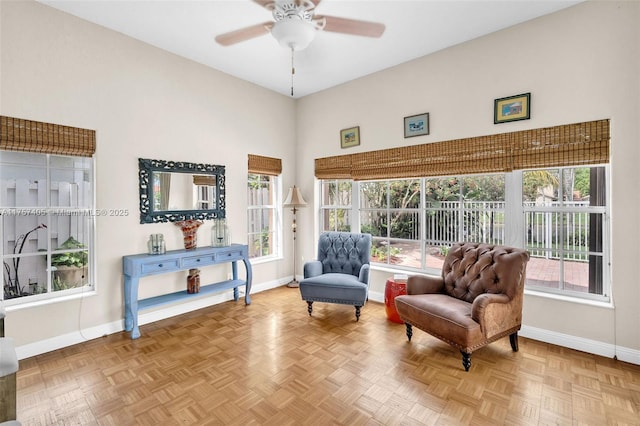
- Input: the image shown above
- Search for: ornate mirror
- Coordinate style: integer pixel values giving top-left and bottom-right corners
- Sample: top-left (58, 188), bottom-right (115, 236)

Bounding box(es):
top-left (138, 158), bottom-right (225, 223)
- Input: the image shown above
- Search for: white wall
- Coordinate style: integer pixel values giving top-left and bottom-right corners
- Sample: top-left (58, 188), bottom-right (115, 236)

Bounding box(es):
top-left (0, 0), bottom-right (296, 352)
top-left (295, 1), bottom-right (640, 361)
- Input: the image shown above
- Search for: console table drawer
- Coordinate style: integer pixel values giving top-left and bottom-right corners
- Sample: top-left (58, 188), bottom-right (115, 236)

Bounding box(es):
top-left (140, 259), bottom-right (179, 274)
top-left (216, 249), bottom-right (244, 262)
top-left (182, 255), bottom-right (215, 268)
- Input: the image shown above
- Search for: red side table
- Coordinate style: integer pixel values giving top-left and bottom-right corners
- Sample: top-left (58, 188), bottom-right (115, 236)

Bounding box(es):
top-left (384, 276), bottom-right (407, 323)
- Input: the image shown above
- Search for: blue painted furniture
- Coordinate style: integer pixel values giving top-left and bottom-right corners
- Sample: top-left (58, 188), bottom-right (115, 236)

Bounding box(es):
top-left (123, 244), bottom-right (252, 339)
top-left (299, 232), bottom-right (372, 321)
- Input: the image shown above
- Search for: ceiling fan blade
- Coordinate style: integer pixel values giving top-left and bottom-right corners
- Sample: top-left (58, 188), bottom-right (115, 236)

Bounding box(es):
top-left (253, 0), bottom-right (276, 10)
top-left (318, 15), bottom-right (385, 38)
top-left (215, 22), bottom-right (273, 46)
top-left (255, 0), bottom-right (321, 9)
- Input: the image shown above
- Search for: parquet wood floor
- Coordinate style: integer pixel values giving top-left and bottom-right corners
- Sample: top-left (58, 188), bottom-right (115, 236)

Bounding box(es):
top-left (15, 286), bottom-right (640, 425)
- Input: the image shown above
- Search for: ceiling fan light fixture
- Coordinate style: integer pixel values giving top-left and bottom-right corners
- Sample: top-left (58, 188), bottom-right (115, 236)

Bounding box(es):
top-left (271, 18), bottom-right (315, 50)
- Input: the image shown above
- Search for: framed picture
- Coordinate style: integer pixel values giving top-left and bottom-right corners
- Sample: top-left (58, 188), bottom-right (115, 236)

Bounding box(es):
top-left (494, 93), bottom-right (531, 124)
top-left (340, 126), bottom-right (360, 149)
top-left (404, 113), bottom-right (430, 138)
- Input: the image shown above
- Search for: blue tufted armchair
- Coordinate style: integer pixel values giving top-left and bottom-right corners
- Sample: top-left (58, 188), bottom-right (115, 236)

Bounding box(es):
top-left (299, 232), bottom-right (372, 321)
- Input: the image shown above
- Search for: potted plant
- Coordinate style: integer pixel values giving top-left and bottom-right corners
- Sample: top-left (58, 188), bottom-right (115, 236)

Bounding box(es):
top-left (51, 237), bottom-right (88, 290)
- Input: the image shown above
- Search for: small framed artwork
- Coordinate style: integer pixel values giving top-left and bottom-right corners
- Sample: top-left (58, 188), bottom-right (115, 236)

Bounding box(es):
top-left (494, 93), bottom-right (531, 124)
top-left (404, 113), bottom-right (430, 138)
top-left (340, 126), bottom-right (360, 149)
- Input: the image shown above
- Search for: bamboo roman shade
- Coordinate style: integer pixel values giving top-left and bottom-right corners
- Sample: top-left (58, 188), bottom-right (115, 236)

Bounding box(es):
top-left (248, 154), bottom-right (282, 176)
top-left (315, 119), bottom-right (609, 180)
top-left (0, 115), bottom-right (96, 157)
top-left (314, 154), bottom-right (353, 179)
top-left (193, 175), bottom-right (216, 186)
top-left (511, 119), bottom-right (609, 170)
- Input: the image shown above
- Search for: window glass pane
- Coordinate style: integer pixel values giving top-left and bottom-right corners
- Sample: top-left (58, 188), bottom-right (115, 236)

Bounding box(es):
top-left (50, 168), bottom-right (92, 208)
top-left (320, 180), bottom-right (351, 233)
top-left (425, 177), bottom-right (460, 204)
top-left (525, 256), bottom-right (562, 290)
top-left (390, 211), bottom-right (419, 240)
top-left (389, 180), bottom-right (420, 209)
top-left (50, 215), bottom-right (91, 252)
top-left (0, 151), bottom-right (46, 167)
top-left (523, 169), bottom-right (559, 204)
top-left (2, 216), bottom-right (47, 255)
top-left (462, 174), bottom-right (505, 244)
top-left (322, 180), bottom-right (351, 206)
top-left (247, 174), bottom-right (278, 259)
top-left (425, 208), bottom-right (460, 245)
top-left (329, 209), bottom-right (350, 232)
top-left (0, 167), bottom-right (47, 208)
top-left (361, 210), bottom-right (387, 238)
top-left (360, 181), bottom-right (388, 209)
top-left (389, 239), bottom-right (421, 268)
top-left (49, 155), bottom-right (91, 169)
top-left (3, 253), bottom-right (48, 299)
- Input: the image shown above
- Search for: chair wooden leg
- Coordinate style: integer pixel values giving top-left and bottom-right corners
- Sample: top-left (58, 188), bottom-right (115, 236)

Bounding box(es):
top-left (307, 301), bottom-right (313, 316)
top-left (405, 323), bottom-right (413, 341)
top-left (509, 332), bottom-right (519, 352)
top-left (355, 306), bottom-right (361, 322)
top-left (461, 351), bottom-right (471, 372)
top-left (0, 372), bottom-right (16, 422)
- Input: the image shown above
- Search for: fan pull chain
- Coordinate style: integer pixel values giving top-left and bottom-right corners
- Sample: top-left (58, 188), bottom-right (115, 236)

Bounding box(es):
top-left (290, 47), bottom-right (295, 97)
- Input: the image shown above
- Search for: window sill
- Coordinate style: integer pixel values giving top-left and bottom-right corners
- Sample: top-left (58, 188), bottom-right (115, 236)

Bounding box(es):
top-left (4, 288), bottom-right (97, 312)
top-left (524, 288), bottom-right (613, 309)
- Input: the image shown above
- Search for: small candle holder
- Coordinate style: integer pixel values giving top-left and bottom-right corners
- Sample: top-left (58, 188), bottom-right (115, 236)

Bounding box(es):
top-left (211, 218), bottom-right (230, 247)
top-left (147, 233), bottom-right (166, 255)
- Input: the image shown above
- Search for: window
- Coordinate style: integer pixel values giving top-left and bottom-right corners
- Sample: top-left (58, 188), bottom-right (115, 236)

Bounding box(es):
top-left (1, 151), bottom-right (95, 304)
top-left (320, 179), bottom-right (352, 232)
top-left (523, 166), bottom-right (608, 299)
top-left (319, 168), bottom-right (609, 301)
top-left (247, 173), bottom-right (281, 259)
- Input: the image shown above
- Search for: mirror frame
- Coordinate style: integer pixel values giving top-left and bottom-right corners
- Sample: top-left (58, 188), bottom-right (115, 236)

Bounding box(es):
top-left (138, 158), bottom-right (225, 223)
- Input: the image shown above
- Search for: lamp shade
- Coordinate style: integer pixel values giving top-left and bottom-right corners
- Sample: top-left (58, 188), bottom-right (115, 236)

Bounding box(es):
top-left (283, 185), bottom-right (307, 208)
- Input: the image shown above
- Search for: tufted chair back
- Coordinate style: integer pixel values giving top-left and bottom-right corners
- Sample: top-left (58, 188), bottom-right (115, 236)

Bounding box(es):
top-left (442, 243), bottom-right (529, 303)
top-left (317, 232), bottom-right (371, 278)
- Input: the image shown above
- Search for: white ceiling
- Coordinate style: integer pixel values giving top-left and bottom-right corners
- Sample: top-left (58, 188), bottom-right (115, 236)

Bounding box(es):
top-left (38, 0), bottom-right (581, 98)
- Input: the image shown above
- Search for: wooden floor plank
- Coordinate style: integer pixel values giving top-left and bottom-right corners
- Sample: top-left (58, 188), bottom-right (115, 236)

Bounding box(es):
top-left (14, 286), bottom-right (640, 425)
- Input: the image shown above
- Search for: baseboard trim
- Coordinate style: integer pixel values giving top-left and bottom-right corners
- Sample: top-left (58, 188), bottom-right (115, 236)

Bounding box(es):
top-left (15, 283), bottom-right (640, 366)
top-left (370, 290), bottom-right (639, 365)
top-left (15, 277), bottom-right (288, 360)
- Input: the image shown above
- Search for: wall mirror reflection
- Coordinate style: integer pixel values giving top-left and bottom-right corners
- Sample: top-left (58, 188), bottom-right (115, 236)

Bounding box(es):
top-left (138, 158), bottom-right (225, 223)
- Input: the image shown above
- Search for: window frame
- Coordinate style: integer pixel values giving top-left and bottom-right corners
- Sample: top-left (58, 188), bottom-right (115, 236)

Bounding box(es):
top-left (318, 165), bottom-right (611, 302)
top-left (1, 151), bottom-right (97, 307)
top-left (247, 173), bottom-right (282, 262)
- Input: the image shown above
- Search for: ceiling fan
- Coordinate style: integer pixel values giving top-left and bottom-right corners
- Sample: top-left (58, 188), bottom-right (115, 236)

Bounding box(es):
top-left (215, 0), bottom-right (386, 51)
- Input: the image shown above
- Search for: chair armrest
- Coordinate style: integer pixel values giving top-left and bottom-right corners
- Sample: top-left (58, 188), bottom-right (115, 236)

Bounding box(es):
top-left (406, 275), bottom-right (445, 295)
top-left (358, 264), bottom-right (370, 285)
top-left (303, 260), bottom-right (323, 278)
top-left (471, 293), bottom-right (519, 338)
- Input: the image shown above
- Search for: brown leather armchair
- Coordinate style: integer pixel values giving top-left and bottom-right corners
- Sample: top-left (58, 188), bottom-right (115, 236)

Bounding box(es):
top-left (394, 243), bottom-right (530, 371)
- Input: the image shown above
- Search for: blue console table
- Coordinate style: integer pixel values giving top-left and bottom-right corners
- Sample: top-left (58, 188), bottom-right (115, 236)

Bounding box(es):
top-left (123, 244), bottom-right (252, 339)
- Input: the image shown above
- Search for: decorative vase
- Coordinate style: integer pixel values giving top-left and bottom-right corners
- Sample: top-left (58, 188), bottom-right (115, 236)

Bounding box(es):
top-left (175, 220), bottom-right (203, 250)
top-left (187, 268), bottom-right (200, 294)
